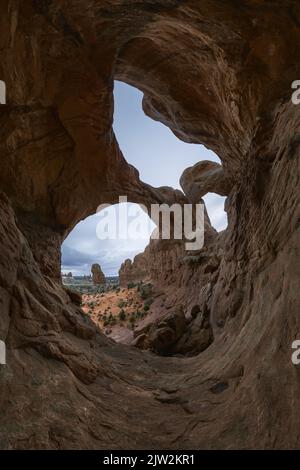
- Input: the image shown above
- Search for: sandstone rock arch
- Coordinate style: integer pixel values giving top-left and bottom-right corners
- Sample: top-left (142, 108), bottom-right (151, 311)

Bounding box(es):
top-left (0, 0), bottom-right (299, 449)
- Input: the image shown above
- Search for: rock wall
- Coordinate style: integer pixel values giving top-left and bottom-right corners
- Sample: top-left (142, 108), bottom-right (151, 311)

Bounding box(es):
top-left (119, 254), bottom-right (148, 287)
top-left (0, 0), bottom-right (299, 449)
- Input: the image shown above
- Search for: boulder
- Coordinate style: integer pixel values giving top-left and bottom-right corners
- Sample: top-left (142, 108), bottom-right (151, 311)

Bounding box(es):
top-left (133, 306), bottom-right (187, 355)
top-left (180, 160), bottom-right (233, 202)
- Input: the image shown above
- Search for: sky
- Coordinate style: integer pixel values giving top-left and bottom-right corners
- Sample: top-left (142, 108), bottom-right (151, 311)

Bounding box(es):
top-left (61, 81), bottom-right (227, 276)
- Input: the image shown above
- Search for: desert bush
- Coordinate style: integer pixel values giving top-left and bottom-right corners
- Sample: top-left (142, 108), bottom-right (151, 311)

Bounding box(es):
top-left (107, 313), bottom-right (117, 326)
top-left (118, 309), bottom-right (126, 321)
top-left (139, 283), bottom-right (153, 300)
top-left (144, 297), bottom-right (154, 307)
top-left (127, 282), bottom-right (136, 289)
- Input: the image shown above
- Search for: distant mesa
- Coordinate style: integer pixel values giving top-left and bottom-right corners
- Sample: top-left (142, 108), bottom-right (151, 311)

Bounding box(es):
top-left (91, 263), bottom-right (106, 285)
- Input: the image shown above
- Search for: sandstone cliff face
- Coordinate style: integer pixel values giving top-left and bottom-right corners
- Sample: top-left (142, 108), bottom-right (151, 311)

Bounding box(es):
top-left (119, 254), bottom-right (148, 287)
top-left (0, 0), bottom-right (300, 450)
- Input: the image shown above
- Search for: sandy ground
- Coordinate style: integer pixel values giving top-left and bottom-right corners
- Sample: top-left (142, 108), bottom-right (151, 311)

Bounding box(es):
top-left (81, 286), bottom-right (154, 344)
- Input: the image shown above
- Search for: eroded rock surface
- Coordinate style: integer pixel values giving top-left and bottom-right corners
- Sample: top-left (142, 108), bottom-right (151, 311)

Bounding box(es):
top-left (132, 306), bottom-right (187, 354)
top-left (180, 160), bottom-right (233, 202)
top-left (0, 0), bottom-right (299, 450)
top-left (119, 255), bottom-right (148, 287)
top-left (91, 264), bottom-right (106, 286)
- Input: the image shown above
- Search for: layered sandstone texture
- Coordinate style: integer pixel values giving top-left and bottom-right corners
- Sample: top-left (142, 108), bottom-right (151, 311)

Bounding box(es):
top-left (119, 255), bottom-right (149, 287)
top-left (0, 0), bottom-right (300, 449)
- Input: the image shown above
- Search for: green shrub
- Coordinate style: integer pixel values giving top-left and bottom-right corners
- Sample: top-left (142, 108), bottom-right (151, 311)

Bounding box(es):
top-left (118, 300), bottom-right (126, 309)
top-left (118, 309), bottom-right (126, 321)
top-left (139, 283), bottom-right (153, 300)
top-left (144, 297), bottom-right (154, 307)
top-left (107, 313), bottom-right (117, 326)
top-left (127, 282), bottom-right (136, 289)
top-left (143, 304), bottom-right (150, 312)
